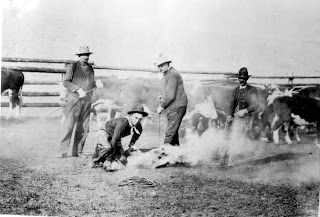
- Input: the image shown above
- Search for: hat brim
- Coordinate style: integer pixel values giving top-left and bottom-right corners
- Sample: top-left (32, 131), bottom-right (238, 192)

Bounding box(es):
top-left (238, 75), bottom-right (251, 79)
top-left (127, 111), bottom-right (148, 117)
top-left (76, 52), bottom-right (93, 56)
top-left (155, 60), bottom-right (172, 67)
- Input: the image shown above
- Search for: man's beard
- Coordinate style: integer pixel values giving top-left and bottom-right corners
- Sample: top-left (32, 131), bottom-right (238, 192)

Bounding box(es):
top-left (240, 80), bottom-right (247, 86)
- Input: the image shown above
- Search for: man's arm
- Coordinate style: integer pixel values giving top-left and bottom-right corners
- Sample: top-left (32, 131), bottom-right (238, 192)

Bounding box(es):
top-left (129, 123), bottom-right (143, 145)
top-left (63, 62), bottom-right (81, 92)
top-left (246, 87), bottom-right (259, 113)
top-left (160, 74), bottom-right (178, 109)
top-left (228, 88), bottom-right (237, 116)
top-left (110, 120), bottom-right (125, 147)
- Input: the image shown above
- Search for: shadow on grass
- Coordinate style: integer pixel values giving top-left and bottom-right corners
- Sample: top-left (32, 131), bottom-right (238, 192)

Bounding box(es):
top-left (229, 152), bottom-right (312, 167)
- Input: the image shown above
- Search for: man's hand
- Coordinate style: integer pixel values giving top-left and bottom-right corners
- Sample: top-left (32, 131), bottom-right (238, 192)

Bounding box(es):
top-left (128, 144), bottom-right (137, 152)
top-left (157, 106), bottom-right (164, 114)
top-left (96, 79), bottom-right (103, 89)
top-left (77, 88), bottom-right (86, 98)
top-left (235, 109), bottom-right (248, 118)
top-left (226, 115), bottom-right (232, 123)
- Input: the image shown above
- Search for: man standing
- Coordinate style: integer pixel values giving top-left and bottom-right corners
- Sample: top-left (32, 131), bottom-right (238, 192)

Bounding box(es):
top-left (227, 67), bottom-right (258, 124)
top-left (220, 67), bottom-right (259, 166)
top-left (156, 53), bottom-right (188, 146)
top-left (57, 46), bottom-right (103, 158)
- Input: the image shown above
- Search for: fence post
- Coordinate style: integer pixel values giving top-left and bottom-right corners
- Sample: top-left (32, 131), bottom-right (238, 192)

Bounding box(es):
top-left (63, 63), bottom-right (69, 82)
top-left (288, 77), bottom-right (294, 84)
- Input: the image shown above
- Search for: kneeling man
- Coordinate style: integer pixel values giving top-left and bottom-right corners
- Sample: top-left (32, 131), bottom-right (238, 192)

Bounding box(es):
top-left (91, 104), bottom-right (148, 171)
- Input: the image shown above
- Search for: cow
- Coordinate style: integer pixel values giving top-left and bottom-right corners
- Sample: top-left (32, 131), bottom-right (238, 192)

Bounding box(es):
top-left (1, 68), bottom-right (24, 117)
top-left (92, 77), bottom-right (161, 114)
top-left (292, 85), bottom-right (320, 100)
top-left (91, 97), bottom-right (155, 129)
top-left (185, 95), bottom-right (218, 135)
top-left (203, 80), bottom-right (238, 128)
top-left (258, 85), bottom-right (308, 144)
top-left (292, 85), bottom-right (320, 134)
top-left (208, 80), bottom-right (270, 139)
top-left (271, 95), bottom-right (320, 146)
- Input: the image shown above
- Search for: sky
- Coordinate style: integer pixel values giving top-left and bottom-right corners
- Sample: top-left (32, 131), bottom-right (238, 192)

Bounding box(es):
top-left (1, 0), bottom-right (320, 76)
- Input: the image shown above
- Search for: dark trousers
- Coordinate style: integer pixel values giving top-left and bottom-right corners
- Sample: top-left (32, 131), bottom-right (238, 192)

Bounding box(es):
top-left (164, 106), bottom-right (187, 146)
top-left (91, 130), bottom-right (127, 165)
top-left (59, 99), bottom-right (91, 156)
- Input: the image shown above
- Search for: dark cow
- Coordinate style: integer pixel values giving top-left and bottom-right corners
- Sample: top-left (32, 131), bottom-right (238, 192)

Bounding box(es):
top-left (293, 85), bottom-right (320, 100)
top-left (207, 80), bottom-right (238, 127)
top-left (258, 85), bottom-right (307, 144)
top-left (1, 68), bottom-right (24, 117)
top-left (271, 95), bottom-right (320, 146)
top-left (293, 85), bottom-right (320, 134)
top-left (189, 113), bottom-right (211, 136)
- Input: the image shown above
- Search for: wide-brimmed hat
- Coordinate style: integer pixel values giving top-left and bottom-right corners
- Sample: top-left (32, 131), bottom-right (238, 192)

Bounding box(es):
top-left (76, 46), bottom-right (93, 56)
top-left (238, 67), bottom-right (251, 79)
top-left (154, 53), bottom-right (172, 66)
top-left (127, 104), bottom-right (148, 117)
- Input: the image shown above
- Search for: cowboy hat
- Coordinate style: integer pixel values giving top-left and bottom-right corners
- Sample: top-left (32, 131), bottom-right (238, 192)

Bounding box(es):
top-left (238, 67), bottom-right (251, 79)
top-left (127, 104), bottom-right (148, 117)
top-left (154, 53), bottom-right (172, 66)
top-left (76, 46), bottom-right (93, 56)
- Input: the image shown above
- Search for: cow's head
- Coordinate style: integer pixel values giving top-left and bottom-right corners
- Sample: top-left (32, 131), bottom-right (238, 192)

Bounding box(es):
top-left (8, 89), bottom-right (22, 108)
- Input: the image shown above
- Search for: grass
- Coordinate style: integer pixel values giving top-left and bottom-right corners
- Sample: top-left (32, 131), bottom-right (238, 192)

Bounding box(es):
top-left (0, 118), bottom-right (319, 216)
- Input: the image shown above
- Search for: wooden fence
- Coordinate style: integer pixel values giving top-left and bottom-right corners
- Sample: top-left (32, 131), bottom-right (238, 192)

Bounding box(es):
top-left (2, 57), bottom-right (320, 108)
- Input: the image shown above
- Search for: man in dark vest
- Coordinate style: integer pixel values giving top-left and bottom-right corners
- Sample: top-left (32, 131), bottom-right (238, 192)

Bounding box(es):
top-left (227, 67), bottom-right (259, 124)
top-left (219, 67), bottom-right (259, 167)
top-left (155, 53), bottom-right (188, 146)
top-left (90, 104), bottom-right (148, 171)
top-left (57, 46), bottom-right (103, 158)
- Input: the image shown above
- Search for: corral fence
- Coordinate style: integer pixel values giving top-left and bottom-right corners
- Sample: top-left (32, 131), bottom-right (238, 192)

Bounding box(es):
top-left (2, 57), bottom-right (320, 108)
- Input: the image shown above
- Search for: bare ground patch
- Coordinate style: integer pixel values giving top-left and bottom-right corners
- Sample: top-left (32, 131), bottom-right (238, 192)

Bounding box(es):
top-left (0, 117), bottom-right (319, 216)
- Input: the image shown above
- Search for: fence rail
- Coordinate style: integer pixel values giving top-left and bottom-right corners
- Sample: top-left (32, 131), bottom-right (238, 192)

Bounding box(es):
top-left (2, 92), bottom-right (60, 97)
top-left (24, 80), bottom-right (60, 85)
top-left (1, 57), bottom-right (94, 65)
top-left (2, 57), bottom-right (320, 109)
top-left (1, 102), bottom-right (60, 107)
top-left (3, 57), bottom-right (320, 79)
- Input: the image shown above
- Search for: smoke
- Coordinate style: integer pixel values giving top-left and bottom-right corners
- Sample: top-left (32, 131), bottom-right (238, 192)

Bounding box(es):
top-left (126, 122), bottom-right (266, 169)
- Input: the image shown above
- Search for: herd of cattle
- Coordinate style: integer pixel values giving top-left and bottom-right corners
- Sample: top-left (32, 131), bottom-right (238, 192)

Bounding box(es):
top-left (2, 67), bottom-right (320, 148)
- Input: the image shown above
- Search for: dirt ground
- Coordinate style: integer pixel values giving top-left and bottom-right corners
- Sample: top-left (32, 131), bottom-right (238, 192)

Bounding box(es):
top-left (0, 114), bottom-right (319, 216)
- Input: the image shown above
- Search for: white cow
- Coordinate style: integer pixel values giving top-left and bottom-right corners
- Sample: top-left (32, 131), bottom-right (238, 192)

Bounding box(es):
top-left (184, 95), bottom-right (218, 135)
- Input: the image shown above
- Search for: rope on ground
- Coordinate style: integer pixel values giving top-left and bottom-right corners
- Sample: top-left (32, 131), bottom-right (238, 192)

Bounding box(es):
top-left (119, 176), bottom-right (159, 187)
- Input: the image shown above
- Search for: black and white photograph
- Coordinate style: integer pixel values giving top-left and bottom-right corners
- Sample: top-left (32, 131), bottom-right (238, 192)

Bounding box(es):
top-left (1, 0), bottom-right (320, 216)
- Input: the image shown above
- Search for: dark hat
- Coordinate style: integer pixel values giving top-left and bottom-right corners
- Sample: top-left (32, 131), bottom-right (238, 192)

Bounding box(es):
top-left (127, 104), bottom-right (148, 117)
top-left (238, 67), bottom-right (251, 79)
